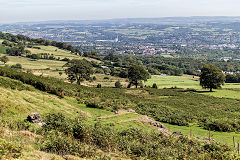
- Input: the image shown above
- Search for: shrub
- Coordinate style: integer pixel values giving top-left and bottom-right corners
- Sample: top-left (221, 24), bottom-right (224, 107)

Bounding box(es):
top-left (40, 131), bottom-right (96, 157)
top-left (97, 84), bottom-right (102, 88)
top-left (42, 113), bottom-right (73, 135)
top-left (115, 81), bottom-right (122, 88)
top-left (152, 83), bottom-right (158, 89)
top-left (11, 63), bottom-right (22, 69)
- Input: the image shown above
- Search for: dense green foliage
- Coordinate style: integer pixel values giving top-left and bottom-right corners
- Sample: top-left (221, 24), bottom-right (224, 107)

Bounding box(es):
top-left (152, 83), bottom-right (158, 89)
top-left (0, 138), bottom-right (22, 159)
top-left (6, 45), bottom-right (25, 56)
top-left (37, 113), bottom-right (232, 159)
top-left (98, 53), bottom-right (240, 77)
top-left (226, 73), bottom-right (240, 83)
top-left (26, 53), bottom-right (57, 60)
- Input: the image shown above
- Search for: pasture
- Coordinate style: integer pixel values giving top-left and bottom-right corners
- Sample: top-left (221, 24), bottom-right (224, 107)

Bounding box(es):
top-left (27, 45), bottom-right (100, 62)
top-left (145, 75), bottom-right (240, 99)
top-left (0, 46), bottom-right (7, 54)
top-left (164, 122), bottom-right (240, 148)
top-left (144, 74), bottom-right (201, 89)
top-left (0, 45), bottom-right (102, 80)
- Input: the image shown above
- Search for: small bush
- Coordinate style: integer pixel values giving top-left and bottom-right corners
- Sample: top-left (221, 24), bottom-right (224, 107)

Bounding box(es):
top-left (40, 131), bottom-right (96, 157)
top-left (97, 84), bottom-right (102, 88)
top-left (115, 81), bottom-right (122, 88)
top-left (42, 113), bottom-right (73, 135)
top-left (11, 63), bottom-right (22, 69)
top-left (152, 83), bottom-right (158, 89)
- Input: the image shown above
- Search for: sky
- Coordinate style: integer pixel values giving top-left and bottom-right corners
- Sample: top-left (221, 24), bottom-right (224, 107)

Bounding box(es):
top-left (0, 0), bottom-right (240, 23)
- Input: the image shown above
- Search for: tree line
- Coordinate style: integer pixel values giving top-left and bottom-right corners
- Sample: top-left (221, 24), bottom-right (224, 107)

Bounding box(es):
top-left (0, 32), bottom-right (80, 54)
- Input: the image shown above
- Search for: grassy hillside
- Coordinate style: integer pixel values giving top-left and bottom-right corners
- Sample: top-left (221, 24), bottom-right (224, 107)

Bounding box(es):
top-left (0, 41), bottom-right (129, 87)
top-left (1, 75), bottom-right (235, 159)
top-left (0, 76), bottom-right (146, 159)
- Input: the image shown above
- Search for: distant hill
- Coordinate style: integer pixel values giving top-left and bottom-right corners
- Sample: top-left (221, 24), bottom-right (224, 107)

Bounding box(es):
top-left (4, 16), bottom-right (240, 25)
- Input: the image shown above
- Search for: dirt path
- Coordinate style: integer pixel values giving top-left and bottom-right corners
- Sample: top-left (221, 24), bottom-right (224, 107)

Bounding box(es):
top-left (98, 109), bottom-right (136, 119)
top-left (98, 109), bottom-right (171, 135)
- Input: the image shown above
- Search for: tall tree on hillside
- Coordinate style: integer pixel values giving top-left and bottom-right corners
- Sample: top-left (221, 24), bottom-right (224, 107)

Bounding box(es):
top-left (200, 64), bottom-right (225, 92)
top-left (0, 56), bottom-right (9, 64)
top-left (128, 64), bottom-right (149, 88)
top-left (64, 59), bottom-right (93, 85)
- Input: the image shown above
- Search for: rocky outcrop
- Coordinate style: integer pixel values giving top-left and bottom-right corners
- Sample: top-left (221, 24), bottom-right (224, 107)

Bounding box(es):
top-left (27, 113), bottom-right (42, 123)
top-left (139, 116), bottom-right (171, 135)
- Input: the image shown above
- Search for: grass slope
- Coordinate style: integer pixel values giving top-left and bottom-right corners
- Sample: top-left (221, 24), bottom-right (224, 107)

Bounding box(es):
top-left (0, 76), bottom-right (152, 159)
top-left (0, 75), bottom-right (239, 158)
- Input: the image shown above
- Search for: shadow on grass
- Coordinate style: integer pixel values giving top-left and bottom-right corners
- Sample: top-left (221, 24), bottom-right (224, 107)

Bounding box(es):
top-left (181, 88), bottom-right (214, 93)
top-left (194, 90), bottom-right (214, 93)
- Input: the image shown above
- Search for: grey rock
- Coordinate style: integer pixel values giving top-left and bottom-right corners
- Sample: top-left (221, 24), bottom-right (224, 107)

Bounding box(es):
top-left (173, 131), bottom-right (183, 135)
top-left (27, 113), bottom-right (42, 123)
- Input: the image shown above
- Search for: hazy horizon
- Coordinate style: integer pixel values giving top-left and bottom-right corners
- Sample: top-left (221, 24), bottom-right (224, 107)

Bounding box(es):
top-left (1, 0), bottom-right (240, 23)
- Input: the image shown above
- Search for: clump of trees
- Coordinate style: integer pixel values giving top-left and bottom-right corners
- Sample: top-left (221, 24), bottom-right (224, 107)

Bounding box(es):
top-left (6, 45), bottom-right (25, 56)
top-left (2, 40), bottom-right (14, 47)
top-left (226, 73), bottom-right (240, 83)
top-left (200, 64), bottom-right (225, 92)
top-left (26, 53), bottom-right (56, 60)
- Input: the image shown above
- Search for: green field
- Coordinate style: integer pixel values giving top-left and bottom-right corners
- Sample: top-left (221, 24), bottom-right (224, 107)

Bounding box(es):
top-left (144, 75), bottom-right (201, 89)
top-left (0, 44), bottom-right (102, 80)
top-left (145, 75), bottom-right (240, 99)
top-left (0, 45), bottom-right (7, 54)
top-left (199, 89), bottom-right (240, 99)
top-left (164, 123), bottom-right (240, 148)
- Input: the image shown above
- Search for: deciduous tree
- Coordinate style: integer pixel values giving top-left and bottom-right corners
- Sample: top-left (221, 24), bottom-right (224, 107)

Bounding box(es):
top-left (200, 64), bottom-right (225, 92)
top-left (64, 59), bottom-right (93, 85)
top-left (128, 64), bottom-right (149, 88)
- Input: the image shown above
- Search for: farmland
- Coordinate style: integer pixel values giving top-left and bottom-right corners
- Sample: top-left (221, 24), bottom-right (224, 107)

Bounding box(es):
top-left (145, 75), bottom-right (240, 99)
